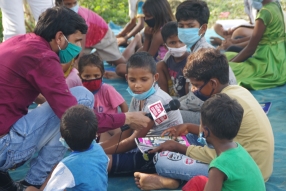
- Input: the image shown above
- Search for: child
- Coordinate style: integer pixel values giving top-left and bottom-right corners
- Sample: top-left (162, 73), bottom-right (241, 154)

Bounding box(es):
top-left (182, 93), bottom-right (265, 191)
top-left (227, 0), bottom-right (286, 90)
top-left (78, 53), bottom-right (128, 141)
top-left (26, 105), bottom-right (109, 191)
top-left (99, 52), bottom-right (183, 175)
top-left (157, 21), bottom-right (190, 97)
top-left (62, 59), bottom-right (82, 88)
top-left (166, 0), bottom-right (237, 124)
top-left (113, 0), bottom-right (175, 78)
top-left (55, 0), bottom-right (127, 66)
top-left (116, 0), bottom-right (145, 46)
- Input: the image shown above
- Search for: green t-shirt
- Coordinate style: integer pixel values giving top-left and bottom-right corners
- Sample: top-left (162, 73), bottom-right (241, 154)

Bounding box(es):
top-left (209, 143), bottom-right (265, 191)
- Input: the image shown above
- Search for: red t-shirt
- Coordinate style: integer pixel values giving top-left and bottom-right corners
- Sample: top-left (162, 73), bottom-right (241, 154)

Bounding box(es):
top-left (0, 33), bottom-right (124, 135)
top-left (78, 7), bottom-right (108, 48)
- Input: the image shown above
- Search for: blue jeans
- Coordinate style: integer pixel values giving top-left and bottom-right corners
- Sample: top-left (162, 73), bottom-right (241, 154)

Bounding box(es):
top-left (154, 133), bottom-right (209, 181)
top-left (0, 86), bottom-right (94, 185)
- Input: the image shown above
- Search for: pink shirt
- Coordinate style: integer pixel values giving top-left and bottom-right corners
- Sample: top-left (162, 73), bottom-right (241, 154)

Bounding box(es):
top-left (78, 7), bottom-right (109, 48)
top-left (94, 83), bottom-right (125, 114)
top-left (66, 68), bottom-right (82, 88)
top-left (0, 33), bottom-right (125, 135)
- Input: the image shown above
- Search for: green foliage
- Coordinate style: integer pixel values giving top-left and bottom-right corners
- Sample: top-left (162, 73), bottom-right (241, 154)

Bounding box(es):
top-left (79, 0), bottom-right (129, 25)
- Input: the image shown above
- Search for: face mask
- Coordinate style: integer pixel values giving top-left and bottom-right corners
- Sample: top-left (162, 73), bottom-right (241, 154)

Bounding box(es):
top-left (166, 45), bottom-right (187, 58)
top-left (70, 3), bottom-right (79, 13)
top-left (193, 81), bottom-right (214, 101)
top-left (252, 0), bottom-right (263, 10)
top-left (145, 17), bottom-right (156, 28)
top-left (197, 131), bottom-right (214, 149)
top-left (178, 27), bottom-right (201, 50)
top-left (58, 35), bottom-right (82, 64)
top-left (127, 82), bottom-right (156, 100)
top-left (82, 78), bottom-right (103, 93)
top-left (59, 137), bottom-right (69, 149)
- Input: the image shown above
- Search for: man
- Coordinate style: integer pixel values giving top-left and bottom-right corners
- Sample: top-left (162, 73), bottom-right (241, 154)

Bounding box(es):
top-left (0, 7), bottom-right (149, 191)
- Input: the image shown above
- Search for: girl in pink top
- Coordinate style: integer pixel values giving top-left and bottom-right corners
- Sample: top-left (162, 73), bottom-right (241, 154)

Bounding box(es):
top-left (78, 53), bottom-right (128, 141)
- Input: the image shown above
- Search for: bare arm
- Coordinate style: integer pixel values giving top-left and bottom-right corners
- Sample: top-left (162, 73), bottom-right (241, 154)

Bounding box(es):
top-left (119, 101), bottom-right (129, 113)
top-left (104, 121), bottom-right (154, 154)
top-left (117, 17), bottom-right (137, 37)
top-left (231, 19), bottom-right (266, 62)
top-left (146, 30), bottom-right (164, 57)
top-left (100, 128), bottom-right (134, 150)
top-left (204, 168), bottom-right (225, 191)
top-left (125, 17), bottom-right (145, 39)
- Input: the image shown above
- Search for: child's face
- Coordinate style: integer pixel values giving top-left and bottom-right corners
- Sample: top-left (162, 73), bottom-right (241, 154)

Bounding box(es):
top-left (62, 0), bottom-right (78, 8)
top-left (166, 35), bottom-right (185, 48)
top-left (189, 77), bottom-right (216, 100)
top-left (126, 67), bottom-right (159, 94)
top-left (80, 65), bottom-right (102, 80)
top-left (143, 9), bottom-right (153, 20)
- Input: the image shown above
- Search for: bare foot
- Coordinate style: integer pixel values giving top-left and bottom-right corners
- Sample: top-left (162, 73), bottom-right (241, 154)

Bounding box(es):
top-left (103, 71), bottom-right (122, 79)
top-left (134, 172), bottom-right (180, 190)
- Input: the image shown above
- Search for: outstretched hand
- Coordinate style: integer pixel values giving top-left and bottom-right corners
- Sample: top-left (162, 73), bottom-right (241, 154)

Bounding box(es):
top-left (148, 140), bottom-right (188, 154)
top-left (160, 123), bottom-right (190, 139)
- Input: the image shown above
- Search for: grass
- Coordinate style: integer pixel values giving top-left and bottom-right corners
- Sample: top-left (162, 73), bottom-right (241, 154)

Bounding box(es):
top-left (0, 0), bottom-right (285, 41)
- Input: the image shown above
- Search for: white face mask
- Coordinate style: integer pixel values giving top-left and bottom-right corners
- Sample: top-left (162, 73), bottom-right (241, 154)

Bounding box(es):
top-left (70, 3), bottom-right (79, 13)
top-left (166, 45), bottom-right (187, 58)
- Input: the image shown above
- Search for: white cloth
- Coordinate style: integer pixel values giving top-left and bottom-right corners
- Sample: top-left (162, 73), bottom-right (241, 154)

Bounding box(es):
top-left (0, 0), bottom-right (53, 41)
top-left (44, 162), bottom-right (75, 191)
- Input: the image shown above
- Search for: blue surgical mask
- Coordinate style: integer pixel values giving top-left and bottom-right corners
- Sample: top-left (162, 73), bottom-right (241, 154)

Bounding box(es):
top-left (58, 35), bottom-right (82, 64)
top-left (193, 81), bottom-right (214, 101)
top-left (252, 0), bottom-right (263, 10)
top-left (127, 83), bottom-right (156, 100)
top-left (70, 3), bottom-right (79, 13)
top-left (197, 131), bottom-right (214, 149)
top-left (59, 137), bottom-right (69, 148)
top-left (178, 27), bottom-right (202, 50)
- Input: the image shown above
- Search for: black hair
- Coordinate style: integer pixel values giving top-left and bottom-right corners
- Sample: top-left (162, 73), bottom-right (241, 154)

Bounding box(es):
top-left (183, 48), bottom-right (229, 84)
top-left (201, 93), bottom-right (244, 140)
top-left (143, 0), bottom-right (175, 33)
top-left (126, 52), bottom-right (156, 75)
top-left (55, 0), bottom-right (62, 6)
top-left (34, 6), bottom-right (87, 42)
top-left (78, 53), bottom-right (105, 75)
top-left (161, 21), bottom-right (178, 43)
top-left (176, 0), bottom-right (210, 26)
top-left (60, 105), bottom-right (97, 151)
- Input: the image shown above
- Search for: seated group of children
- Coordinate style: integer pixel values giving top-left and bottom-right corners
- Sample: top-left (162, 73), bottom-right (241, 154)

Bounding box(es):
top-left (26, 0), bottom-right (284, 190)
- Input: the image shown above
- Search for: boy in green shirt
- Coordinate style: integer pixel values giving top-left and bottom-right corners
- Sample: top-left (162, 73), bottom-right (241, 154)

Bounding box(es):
top-left (183, 93), bottom-right (265, 191)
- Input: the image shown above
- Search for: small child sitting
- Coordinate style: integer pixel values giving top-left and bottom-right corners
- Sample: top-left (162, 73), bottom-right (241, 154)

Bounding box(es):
top-left (182, 93), bottom-right (265, 191)
top-left (26, 105), bottom-right (109, 191)
top-left (78, 53), bottom-right (128, 141)
top-left (100, 52), bottom-right (183, 175)
top-left (157, 21), bottom-right (189, 98)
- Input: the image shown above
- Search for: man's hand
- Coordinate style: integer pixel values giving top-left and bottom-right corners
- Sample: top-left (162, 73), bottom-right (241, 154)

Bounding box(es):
top-left (124, 112), bottom-right (151, 131)
top-left (148, 140), bottom-right (188, 154)
top-left (161, 123), bottom-right (190, 138)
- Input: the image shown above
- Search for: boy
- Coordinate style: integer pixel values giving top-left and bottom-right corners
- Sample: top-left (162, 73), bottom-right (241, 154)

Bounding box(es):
top-left (134, 48), bottom-right (273, 190)
top-left (157, 0), bottom-right (237, 125)
top-left (26, 105), bottom-right (109, 191)
top-left (183, 93), bottom-right (265, 191)
top-left (116, 0), bottom-right (145, 46)
top-left (55, 0), bottom-right (127, 66)
top-left (100, 52), bottom-right (183, 175)
top-left (157, 21), bottom-right (190, 98)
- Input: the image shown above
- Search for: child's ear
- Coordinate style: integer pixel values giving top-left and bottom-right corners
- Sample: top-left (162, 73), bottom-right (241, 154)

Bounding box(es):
top-left (125, 74), bottom-right (128, 82)
top-left (199, 24), bottom-right (208, 35)
top-left (154, 73), bottom-right (159, 82)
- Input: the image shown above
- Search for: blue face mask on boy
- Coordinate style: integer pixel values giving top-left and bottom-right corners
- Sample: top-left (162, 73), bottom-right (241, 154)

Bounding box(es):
top-left (197, 128), bottom-right (214, 149)
top-left (252, 0), bottom-right (263, 10)
top-left (193, 81), bottom-right (214, 101)
top-left (126, 82), bottom-right (156, 100)
top-left (70, 3), bottom-right (80, 13)
top-left (59, 137), bottom-right (69, 149)
top-left (178, 26), bottom-right (202, 50)
top-left (58, 35), bottom-right (82, 64)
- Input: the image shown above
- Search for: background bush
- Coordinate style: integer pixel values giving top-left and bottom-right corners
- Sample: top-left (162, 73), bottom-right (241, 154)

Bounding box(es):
top-left (0, 0), bottom-right (285, 42)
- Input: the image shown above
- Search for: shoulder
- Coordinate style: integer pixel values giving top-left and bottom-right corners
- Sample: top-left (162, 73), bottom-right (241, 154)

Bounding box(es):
top-left (147, 86), bottom-right (172, 105)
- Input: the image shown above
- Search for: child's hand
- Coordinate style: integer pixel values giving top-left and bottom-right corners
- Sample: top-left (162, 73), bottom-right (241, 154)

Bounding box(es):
top-left (117, 36), bottom-right (128, 46)
top-left (144, 26), bottom-right (153, 38)
top-left (161, 124), bottom-right (190, 138)
top-left (148, 140), bottom-right (187, 154)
